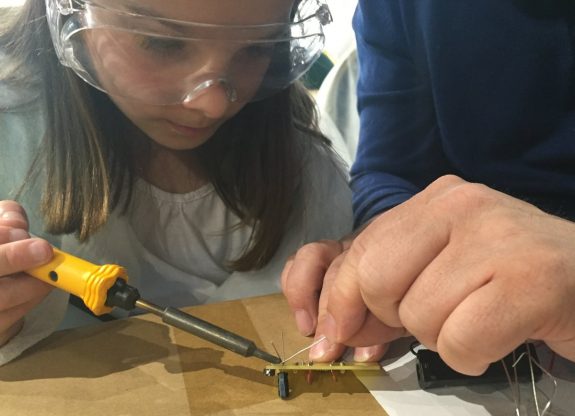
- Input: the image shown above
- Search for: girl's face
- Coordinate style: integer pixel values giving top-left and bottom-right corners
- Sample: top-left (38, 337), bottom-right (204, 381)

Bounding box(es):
top-left (85, 0), bottom-right (295, 151)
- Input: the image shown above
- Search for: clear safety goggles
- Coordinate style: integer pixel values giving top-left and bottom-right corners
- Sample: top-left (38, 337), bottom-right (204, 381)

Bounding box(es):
top-left (45, 0), bottom-right (332, 105)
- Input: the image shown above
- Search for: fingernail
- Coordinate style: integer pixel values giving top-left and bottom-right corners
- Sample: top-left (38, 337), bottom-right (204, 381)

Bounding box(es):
top-left (295, 310), bottom-right (314, 336)
top-left (9, 228), bottom-right (29, 242)
top-left (354, 347), bottom-right (377, 363)
top-left (309, 337), bottom-right (330, 361)
top-left (309, 336), bottom-right (341, 361)
top-left (1, 211), bottom-right (24, 222)
top-left (27, 240), bottom-right (51, 262)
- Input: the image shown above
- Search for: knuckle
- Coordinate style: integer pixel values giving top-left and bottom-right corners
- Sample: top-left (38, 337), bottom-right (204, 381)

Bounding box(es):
top-left (295, 240), bottom-right (340, 262)
top-left (0, 279), bottom-right (22, 310)
top-left (355, 256), bottom-right (398, 304)
top-left (398, 302), bottom-right (434, 345)
top-left (3, 244), bottom-right (27, 270)
top-left (290, 286), bottom-right (320, 309)
top-left (425, 175), bottom-right (465, 195)
top-left (0, 201), bottom-right (29, 229)
top-left (431, 181), bottom-right (494, 215)
top-left (0, 225), bottom-right (29, 244)
top-left (350, 241), bottom-right (376, 283)
top-left (397, 301), bottom-right (417, 329)
top-left (329, 276), bottom-right (362, 313)
top-left (0, 241), bottom-right (39, 273)
top-left (328, 280), bottom-right (348, 302)
top-left (283, 275), bottom-right (320, 310)
top-left (0, 200), bottom-right (22, 213)
top-left (280, 257), bottom-right (293, 290)
top-left (433, 174), bottom-right (465, 189)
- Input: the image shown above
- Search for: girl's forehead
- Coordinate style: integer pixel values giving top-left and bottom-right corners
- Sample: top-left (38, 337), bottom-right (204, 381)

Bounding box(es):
top-left (92, 0), bottom-right (296, 25)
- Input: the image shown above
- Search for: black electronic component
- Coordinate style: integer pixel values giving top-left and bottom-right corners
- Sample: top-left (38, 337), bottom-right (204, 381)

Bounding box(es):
top-left (416, 343), bottom-right (542, 390)
top-left (278, 372), bottom-right (290, 400)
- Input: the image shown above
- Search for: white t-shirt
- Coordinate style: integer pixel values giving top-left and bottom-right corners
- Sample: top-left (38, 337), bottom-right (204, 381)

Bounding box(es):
top-left (0, 88), bottom-right (353, 365)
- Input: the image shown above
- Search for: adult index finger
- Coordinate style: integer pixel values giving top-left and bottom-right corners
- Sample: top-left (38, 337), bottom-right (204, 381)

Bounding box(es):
top-left (281, 240), bottom-right (344, 336)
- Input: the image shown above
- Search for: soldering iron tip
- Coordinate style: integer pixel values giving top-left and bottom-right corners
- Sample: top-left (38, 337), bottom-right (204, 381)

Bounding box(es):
top-left (253, 348), bottom-right (282, 364)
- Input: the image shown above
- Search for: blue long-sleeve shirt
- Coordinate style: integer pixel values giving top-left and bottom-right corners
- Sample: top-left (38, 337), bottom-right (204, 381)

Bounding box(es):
top-left (351, 0), bottom-right (575, 227)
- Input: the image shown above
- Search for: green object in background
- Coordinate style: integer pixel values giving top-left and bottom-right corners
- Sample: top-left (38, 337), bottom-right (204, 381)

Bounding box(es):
top-left (302, 52), bottom-right (334, 90)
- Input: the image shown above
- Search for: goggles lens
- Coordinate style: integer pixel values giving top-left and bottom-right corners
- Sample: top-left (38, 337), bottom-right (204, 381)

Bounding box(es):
top-left (46, 0), bottom-right (332, 105)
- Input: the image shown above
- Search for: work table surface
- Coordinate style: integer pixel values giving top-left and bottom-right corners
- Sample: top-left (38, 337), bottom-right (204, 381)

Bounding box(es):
top-left (0, 293), bottom-right (386, 416)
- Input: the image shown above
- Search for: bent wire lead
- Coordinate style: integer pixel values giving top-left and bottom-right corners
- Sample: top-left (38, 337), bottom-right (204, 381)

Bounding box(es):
top-left (280, 335), bottom-right (327, 364)
top-left (503, 343), bottom-right (559, 416)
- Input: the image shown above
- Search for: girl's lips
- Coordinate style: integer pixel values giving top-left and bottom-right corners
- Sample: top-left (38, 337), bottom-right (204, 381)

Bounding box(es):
top-left (168, 121), bottom-right (212, 137)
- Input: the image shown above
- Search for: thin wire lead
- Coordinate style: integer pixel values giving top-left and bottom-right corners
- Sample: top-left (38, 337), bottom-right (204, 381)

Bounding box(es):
top-left (531, 356), bottom-right (558, 416)
top-left (281, 335), bottom-right (327, 364)
top-left (271, 331), bottom-right (288, 363)
top-left (282, 331), bottom-right (286, 362)
top-left (502, 358), bottom-right (521, 416)
top-left (526, 345), bottom-right (542, 416)
top-left (508, 344), bottom-right (559, 416)
top-left (271, 341), bottom-right (283, 362)
top-left (513, 349), bottom-right (522, 414)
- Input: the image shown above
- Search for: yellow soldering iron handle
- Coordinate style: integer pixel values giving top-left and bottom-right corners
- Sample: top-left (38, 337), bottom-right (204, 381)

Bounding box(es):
top-left (25, 247), bottom-right (128, 315)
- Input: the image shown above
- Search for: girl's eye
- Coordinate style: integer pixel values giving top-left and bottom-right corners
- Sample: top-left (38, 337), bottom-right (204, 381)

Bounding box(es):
top-left (139, 36), bottom-right (186, 57)
top-left (241, 44), bottom-right (275, 59)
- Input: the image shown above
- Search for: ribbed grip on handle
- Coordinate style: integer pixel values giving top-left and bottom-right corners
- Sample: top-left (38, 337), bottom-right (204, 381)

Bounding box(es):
top-left (26, 247), bottom-right (128, 315)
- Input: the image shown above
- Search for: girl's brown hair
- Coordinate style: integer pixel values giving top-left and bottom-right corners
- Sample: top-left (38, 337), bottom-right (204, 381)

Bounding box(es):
top-left (1, 0), bottom-right (331, 271)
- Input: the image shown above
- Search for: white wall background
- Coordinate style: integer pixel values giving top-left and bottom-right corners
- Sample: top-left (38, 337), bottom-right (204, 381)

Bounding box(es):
top-left (323, 0), bottom-right (357, 64)
top-left (0, 0), bottom-right (24, 6)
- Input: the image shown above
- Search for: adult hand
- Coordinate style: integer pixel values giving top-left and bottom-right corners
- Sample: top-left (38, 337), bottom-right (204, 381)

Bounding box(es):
top-left (281, 237), bottom-right (404, 363)
top-left (321, 175), bottom-right (575, 375)
top-left (0, 201), bottom-right (53, 347)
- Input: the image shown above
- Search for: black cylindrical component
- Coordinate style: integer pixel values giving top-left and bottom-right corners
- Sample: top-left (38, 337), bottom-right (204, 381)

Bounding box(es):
top-left (278, 372), bottom-right (290, 399)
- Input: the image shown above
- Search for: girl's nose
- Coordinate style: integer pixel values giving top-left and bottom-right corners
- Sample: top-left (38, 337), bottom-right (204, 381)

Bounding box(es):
top-left (180, 81), bottom-right (236, 119)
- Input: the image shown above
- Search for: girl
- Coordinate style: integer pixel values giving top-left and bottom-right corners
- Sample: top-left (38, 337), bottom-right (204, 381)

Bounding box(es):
top-left (0, 0), bottom-right (351, 364)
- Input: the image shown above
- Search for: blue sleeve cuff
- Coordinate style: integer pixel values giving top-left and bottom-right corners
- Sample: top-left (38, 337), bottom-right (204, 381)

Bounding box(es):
top-left (351, 171), bottom-right (420, 227)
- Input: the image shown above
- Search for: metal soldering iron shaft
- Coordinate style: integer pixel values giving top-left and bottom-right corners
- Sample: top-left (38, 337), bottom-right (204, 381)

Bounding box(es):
top-left (136, 299), bottom-right (164, 315)
top-left (135, 299), bottom-right (281, 364)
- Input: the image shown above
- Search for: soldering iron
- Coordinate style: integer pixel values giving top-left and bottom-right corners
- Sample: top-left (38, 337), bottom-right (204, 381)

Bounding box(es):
top-left (25, 247), bottom-right (280, 364)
